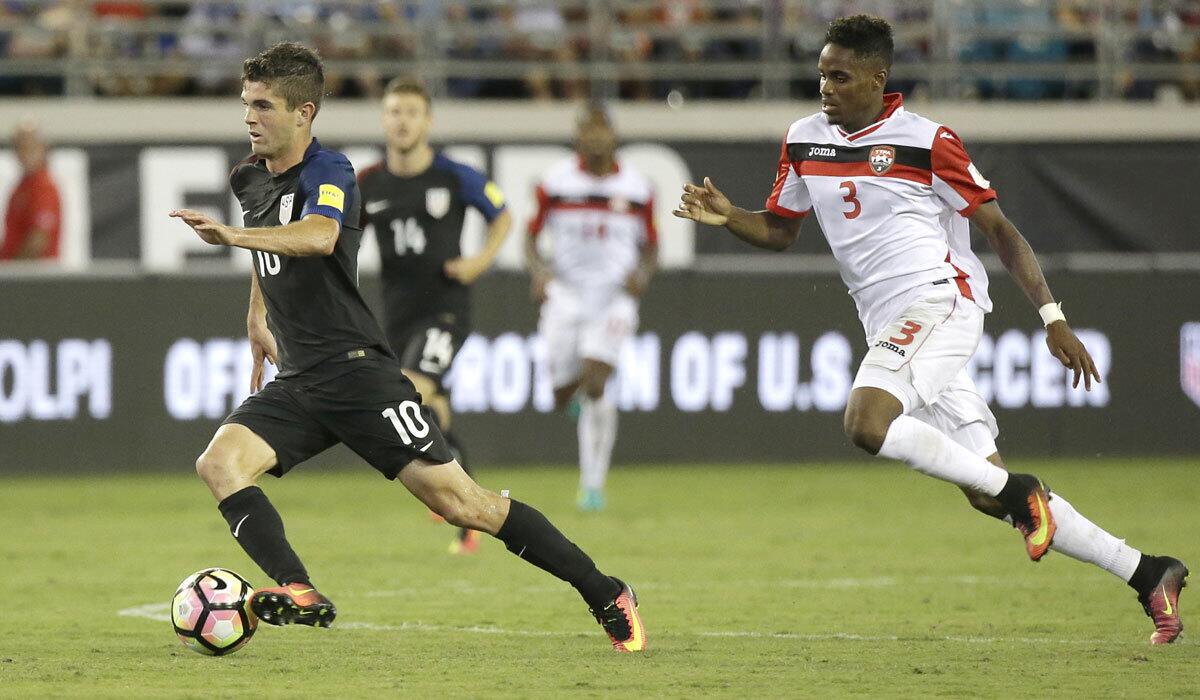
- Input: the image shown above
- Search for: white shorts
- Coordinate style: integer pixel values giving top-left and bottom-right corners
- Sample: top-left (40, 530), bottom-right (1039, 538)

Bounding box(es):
top-left (852, 286), bottom-right (999, 456)
top-left (538, 281), bottom-right (639, 388)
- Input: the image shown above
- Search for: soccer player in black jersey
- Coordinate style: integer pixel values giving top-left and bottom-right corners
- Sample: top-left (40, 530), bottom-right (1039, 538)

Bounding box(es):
top-left (168, 43), bottom-right (646, 653)
top-left (358, 78), bottom-right (513, 555)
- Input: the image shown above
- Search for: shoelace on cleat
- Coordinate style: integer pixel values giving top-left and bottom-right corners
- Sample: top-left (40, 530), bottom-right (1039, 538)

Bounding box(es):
top-left (592, 600), bottom-right (632, 641)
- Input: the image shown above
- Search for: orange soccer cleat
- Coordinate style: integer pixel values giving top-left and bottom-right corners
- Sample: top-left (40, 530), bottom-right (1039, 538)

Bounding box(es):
top-left (998, 473), bottom-right (1057, 562)
top-left (448, 528), bottom-right (481, 555)
top-left (590, 579), bottom-right (646, 652)
top-left (1136, 556), bottom-right (1189, 645)
top-left (250, 582), bottom-right (337, 628)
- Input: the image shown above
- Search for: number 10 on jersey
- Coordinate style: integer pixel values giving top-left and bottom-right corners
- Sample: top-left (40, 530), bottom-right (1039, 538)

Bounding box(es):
top-left (381, 401), bottom-right (431, 446)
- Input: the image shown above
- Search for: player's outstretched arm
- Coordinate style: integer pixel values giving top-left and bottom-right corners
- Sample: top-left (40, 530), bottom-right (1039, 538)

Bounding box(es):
top-left (445, 209), bottom-right (513, 284)
top-left (170, 210), bottom-right (340, 257)
top-left (673, 177), bottom-right (801, 251)
top-left (247, 273), bottom-right (278, 392)
top-left (971, 200), bottom-right (1101, 390)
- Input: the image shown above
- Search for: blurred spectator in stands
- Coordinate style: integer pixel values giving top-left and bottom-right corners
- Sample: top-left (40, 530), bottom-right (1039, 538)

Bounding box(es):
top-left (501, 0), bottom-right (587, 100)
top-left (443, 1), bottom-right (507, 98)
top-left (177, 2), bottom-right (251, 96)
top-left (90, 0), bottom-right (189, 96)
top-left (611, 3), bottom-right (658, 100)
top-left (1055, 0), bottom-right (1098, 99)
top-left (0, 1), bottom-right (73, 95)
top-left (1121, 0), bottom-right (1200, 101)
top-left (956, 1), bottom-right (1068, 100)
top-left (268, 1), bottom-right (383, 98)
top-left (2, 122), bottom-right (60, 261)
top-left (788, 1), bottom-right (930, 99)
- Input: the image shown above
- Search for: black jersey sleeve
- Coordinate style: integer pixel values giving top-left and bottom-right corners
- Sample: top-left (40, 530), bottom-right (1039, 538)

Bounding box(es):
top-left (446, 159), bottom-right (506, 223)
top-left (299, 151), bottom-right (357, 227)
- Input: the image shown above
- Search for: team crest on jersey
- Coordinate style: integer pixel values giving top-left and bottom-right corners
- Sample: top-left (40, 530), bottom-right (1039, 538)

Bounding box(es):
top-left (278, 193), bottom-right (294, 224)
top-left (868, 146), bottom-right (896, 175)
top-left (1181, 323), bottom-right (1200, 408)
top-left (425, 188), bottom-right (450, 219)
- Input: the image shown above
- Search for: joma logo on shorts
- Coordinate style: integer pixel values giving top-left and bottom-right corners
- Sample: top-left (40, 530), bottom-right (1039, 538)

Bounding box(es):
top-left (875, 340), bottom-right (906, 356)
top-left (807, 146), bottom-right (837, 157)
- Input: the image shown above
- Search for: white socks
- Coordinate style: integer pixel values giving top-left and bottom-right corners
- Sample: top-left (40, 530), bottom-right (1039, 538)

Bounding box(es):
top-left (1047, 494), bottom-right (1142, 582)
top-left (578, 396), bottom-right (617, 491)
top-left (879, 415), bottom-right (1142, 582)
top-left (878, 415), bottom-right (1009, 496)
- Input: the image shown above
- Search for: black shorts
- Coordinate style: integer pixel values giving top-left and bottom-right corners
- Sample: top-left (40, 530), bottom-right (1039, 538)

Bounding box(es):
top-left (224, 348), bottom-right (454, 479)
top-left (389, 315), bottom-right (468, 392)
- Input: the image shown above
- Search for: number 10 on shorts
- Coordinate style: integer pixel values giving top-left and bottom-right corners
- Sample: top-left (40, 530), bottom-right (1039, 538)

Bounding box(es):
top-left (381, 401), bottom-right (431, 446)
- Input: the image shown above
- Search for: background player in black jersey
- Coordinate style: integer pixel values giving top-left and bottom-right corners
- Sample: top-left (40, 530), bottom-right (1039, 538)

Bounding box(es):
top-left (168, 42), bottom-right (646, 653)
top-left (358, 77), bottom-right (512, 555)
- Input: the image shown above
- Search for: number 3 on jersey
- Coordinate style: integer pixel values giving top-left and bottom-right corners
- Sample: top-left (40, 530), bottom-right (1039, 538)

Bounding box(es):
top-left (839, 180), bottom-right (861, 219)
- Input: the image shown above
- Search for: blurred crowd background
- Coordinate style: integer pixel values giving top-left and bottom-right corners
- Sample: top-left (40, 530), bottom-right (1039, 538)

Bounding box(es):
top-left (1, 0), bottom-right (1199, 102)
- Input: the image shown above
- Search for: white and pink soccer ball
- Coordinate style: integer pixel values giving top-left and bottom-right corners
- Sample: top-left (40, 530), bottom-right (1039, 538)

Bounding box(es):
top-left (171, 568), bottom-right (258, 656)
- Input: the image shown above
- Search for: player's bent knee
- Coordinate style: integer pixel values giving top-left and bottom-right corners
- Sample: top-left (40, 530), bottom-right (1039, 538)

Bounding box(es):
top-left (843, 411), bottom-right (888, 455)
top-left (195, 449), bottom-right (234, 488)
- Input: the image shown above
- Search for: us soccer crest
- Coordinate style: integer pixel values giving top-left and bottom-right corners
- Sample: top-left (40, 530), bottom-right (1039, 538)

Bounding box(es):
top-left (278, 193), bottom-right (294, 224)
top-left (868, 145), bottom-right (896, 175)
top-left (425, 187), bottom-right (450, 219)
top-left (1180, 323), bottom-right (1200, 408)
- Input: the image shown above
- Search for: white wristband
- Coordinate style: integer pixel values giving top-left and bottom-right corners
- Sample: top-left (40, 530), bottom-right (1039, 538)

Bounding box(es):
top-left (1038, 302), bottom-right (1066, 327)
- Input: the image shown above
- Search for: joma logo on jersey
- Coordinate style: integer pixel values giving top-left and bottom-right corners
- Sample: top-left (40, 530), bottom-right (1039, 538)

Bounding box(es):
top-left (869, 146), bottom-right (896, 175)
top-left (874, 339), bottom-right (906, 356)
top-left (807, 146), bottom-right (837, 158)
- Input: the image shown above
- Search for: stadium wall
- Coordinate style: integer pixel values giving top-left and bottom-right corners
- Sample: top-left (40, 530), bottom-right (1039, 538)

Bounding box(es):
top-left (2, 101), bottom-right (1198, 472)
top-left (2, 270), bottom-right (1199, 474)
top-left (3, 136), bottom-right (1200, 276)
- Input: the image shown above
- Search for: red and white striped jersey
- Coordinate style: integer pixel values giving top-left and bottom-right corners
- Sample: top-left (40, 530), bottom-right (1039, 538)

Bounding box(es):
top-left (766, 93), bottom-right (996, 337)
top-left (529, 157), bottom-right (657, 295)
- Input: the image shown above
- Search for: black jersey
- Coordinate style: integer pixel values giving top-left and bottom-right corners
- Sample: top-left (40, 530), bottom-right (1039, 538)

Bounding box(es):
top-left (231, 137), bottom-right (392, 377)
top-left (357, 153), bottom-right (506, 331)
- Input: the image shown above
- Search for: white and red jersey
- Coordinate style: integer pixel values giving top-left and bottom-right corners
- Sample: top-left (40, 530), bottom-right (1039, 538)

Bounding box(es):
top-left (528, 157), bottom-right (657, 298)
top-left (766, 93), bottom-right (997, 338)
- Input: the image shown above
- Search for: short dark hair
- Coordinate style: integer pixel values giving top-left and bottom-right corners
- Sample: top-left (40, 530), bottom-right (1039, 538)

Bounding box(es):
top-left (384, 76), bottom-right (432, 109)
top-left (242, 42), bottom-right (325, 115)
top-left (824, 15), bottom-right (894, 69)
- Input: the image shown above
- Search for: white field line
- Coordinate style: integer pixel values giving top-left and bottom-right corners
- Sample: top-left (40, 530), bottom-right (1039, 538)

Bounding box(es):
top-left (118, 602), bottom-right (171, 622)
top-left (118, 601), bottom-right (1141, 647)
top-left (354, 575), bottom-right (1006, 599)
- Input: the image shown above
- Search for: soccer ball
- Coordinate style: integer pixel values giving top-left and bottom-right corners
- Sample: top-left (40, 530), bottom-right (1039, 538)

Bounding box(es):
top-left (171, 568), bottom-right (258, 656)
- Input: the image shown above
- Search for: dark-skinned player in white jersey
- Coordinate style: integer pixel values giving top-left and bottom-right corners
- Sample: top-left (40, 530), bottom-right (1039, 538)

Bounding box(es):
top-left (359, 78), bottom-right (513, 554)
top-left (673, 15), bottom-right (1186, 645)
top-left (169, 42), bottom-right (646, 653)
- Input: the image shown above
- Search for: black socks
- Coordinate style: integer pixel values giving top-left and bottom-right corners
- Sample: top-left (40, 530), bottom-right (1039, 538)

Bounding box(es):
top-left (495, 500), bottom-right (620, 610)
top-left (1127, 554), bottom-right (1157, 594)
top-left (217, 486), bottom-right (309, 587)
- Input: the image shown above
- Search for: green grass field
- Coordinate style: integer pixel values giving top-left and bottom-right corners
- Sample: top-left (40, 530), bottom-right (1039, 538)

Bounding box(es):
top-left (1, 459), bottom-right (1197, 698)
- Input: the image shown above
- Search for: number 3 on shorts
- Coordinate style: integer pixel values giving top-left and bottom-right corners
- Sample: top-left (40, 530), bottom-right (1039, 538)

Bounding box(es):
top-left (381, 401), bottom-right (430, 446)
top-left (888, 321), bottom-right (923, 346)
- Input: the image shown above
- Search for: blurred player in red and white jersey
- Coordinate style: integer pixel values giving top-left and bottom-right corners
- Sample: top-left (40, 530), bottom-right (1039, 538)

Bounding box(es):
top-left (526, 104), bottom-right (658, 511)
top-left (675, 15), bottom-right (1187, 645)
